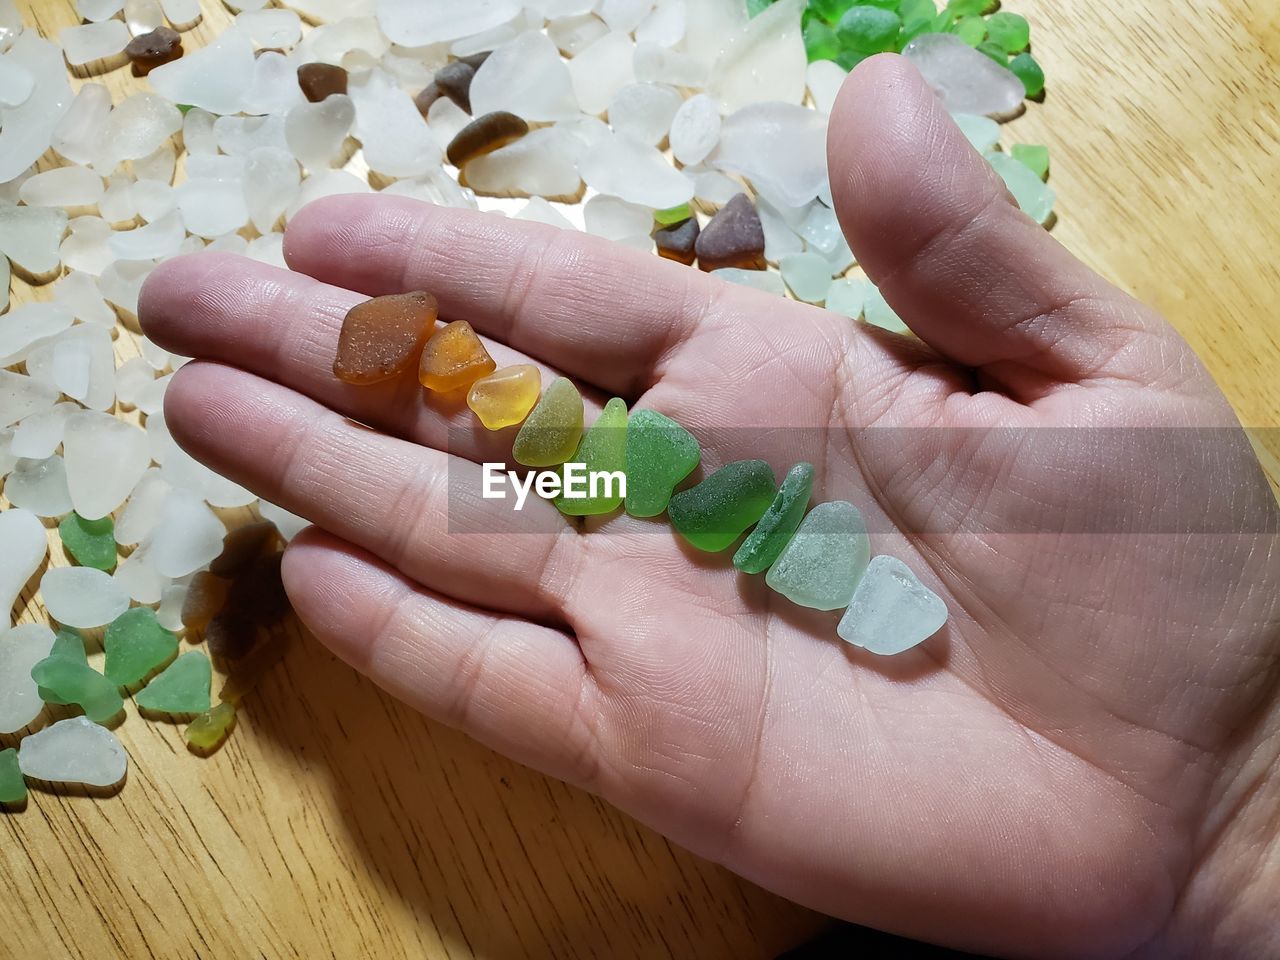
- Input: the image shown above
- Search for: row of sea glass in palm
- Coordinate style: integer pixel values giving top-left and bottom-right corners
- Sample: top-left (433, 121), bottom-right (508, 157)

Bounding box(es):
top-left (335, 292), bottom-right (948, 656)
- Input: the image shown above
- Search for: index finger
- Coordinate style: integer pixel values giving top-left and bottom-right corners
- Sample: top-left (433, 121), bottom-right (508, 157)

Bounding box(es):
top-left (282, 194), bottom-right (717, 400)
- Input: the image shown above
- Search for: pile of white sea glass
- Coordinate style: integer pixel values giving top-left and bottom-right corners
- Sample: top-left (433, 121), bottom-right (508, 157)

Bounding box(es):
top-left (0, 0), bottom-right (1052, 797)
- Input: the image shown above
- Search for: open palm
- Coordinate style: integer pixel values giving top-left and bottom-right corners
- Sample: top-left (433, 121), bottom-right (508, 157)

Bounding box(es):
top-left (140, 58), bottom-right (1279, 959)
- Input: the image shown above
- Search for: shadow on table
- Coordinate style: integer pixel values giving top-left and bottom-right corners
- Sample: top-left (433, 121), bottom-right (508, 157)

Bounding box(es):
top-left (779, 924), bottom-right (991, 959)
top-left (241, 619), bottom-right (821, 959)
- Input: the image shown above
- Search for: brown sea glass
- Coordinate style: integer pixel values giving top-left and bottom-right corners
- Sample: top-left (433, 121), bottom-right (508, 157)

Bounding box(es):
top-left (126, 26), bottom-right (182, 76)
top-left (434, 60), bottom-right (477, 113)
top-left (695, 193), bottom-right (767, 272)
top-left (419, 320), bottom-right (496, 393)
top-left (182, 571), bottom-right (230, 632)
top-left (297, 62), bottom-right (349, 102)
top-left (446, 112), bottom-right (529, 167)
top-left (654, 217), bottom-right (700, 265)
top-left (334, 291), bottom-right (438, 385)
top-left (414, 81), bottom-right (442, 117)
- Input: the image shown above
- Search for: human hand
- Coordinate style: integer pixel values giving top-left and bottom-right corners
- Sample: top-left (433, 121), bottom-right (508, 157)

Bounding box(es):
top-left (138, 56), bottom-right (1280, 959)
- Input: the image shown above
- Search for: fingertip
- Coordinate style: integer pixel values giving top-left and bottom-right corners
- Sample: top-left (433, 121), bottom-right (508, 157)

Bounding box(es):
top-left (283, 193), bottom-right (427, 282)
top-left (161, 360), bottom-right (238, 452)
top-left (281, 528), bottom-right (409, 670)
top-left (138, 252), bottom-right (233, 348)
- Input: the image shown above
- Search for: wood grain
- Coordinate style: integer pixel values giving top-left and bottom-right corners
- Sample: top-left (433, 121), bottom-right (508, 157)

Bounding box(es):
top-left (2, 1), bottom-right (1277, 959)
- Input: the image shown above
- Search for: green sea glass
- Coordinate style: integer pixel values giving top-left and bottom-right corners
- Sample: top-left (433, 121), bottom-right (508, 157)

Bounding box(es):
top-left (38, 628), bottom-right (89, 705)
top-left (668, 460), bottom-right (777, 552)
top-left (803, 18), bottom-right (840, 62)
top-left (808, 0), bottom-right (855, 25)
top-left (103, 607), bottom-right (179, 687)
top-left (1011, 143), bottom-right (1050, 180)
top-left (987, 152), bottom-right (1056, 225)
top-left (654, 203), bottom-right (693, 226)
top-left (136, 651), bottom-right (212, 715)
top-left (31, 654), bottom-right (124, 724)
top-left (555, 398), bottom-right (628, 517)
top-left (733, 463), bottom-right (815, 574)
top-left (186, 701), bottom-right (236, 750)
top-left (624, 409), bottom-right (701, 518)
top-left (836, 7), bottom-right (902, 58)
top-left (951, 15), bottom-right (985, 46)
top-left (1008, 51), bottom-right (1044, 97)
top-left (984, 11), bottom-right (1029, 53)
top-left (512, 377), bottom-right (584, 467)
top-left (0, 748), bottom-right (25, 804)
top-left (766, 501), bottom-right (871, 610)
top-left (59, 512), bottom-right (117, 571)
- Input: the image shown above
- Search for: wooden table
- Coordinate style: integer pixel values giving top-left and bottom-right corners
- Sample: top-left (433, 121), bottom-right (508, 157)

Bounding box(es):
top-left (3, 1), bottom-right (1278, 958)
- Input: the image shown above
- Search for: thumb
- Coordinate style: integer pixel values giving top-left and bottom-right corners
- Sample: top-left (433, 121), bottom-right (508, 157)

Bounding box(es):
top-left (827, 54), bottom-right (1171, 389)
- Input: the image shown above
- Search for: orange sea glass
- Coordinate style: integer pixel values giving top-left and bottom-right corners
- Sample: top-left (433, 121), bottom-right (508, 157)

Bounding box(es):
top-left (419, 320), bottom-right (496, 393)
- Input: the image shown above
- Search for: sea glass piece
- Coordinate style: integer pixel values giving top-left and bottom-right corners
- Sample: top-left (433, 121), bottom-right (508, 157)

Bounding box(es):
top-left (103, 606), bottom-right (179, 686)
top-left (334, 291), bottom-right (438, 385)
top-left (186, 700), bottom-right (236, 750)
top-left (987, 152), bottom-right (1055, 225)
top-left (462, 126), bottom-right (582, 201)
top-left (825, 278), bottom-right (866, 319)
top-left (951, 112), bottom-right (1000, 154)
top-left (59, 512), bottom-right (117, 572)
top-left (182, 570), bottom-right (230, 631)
top-left (419, 320), bottom-right (496, 392)
top-left (0, 748), bottom-right (25, 804)
top-left (469, 30), bottom-right (579, 122)
top-left (709, 0), bottom-right (806, 114)
top-left (31, 653), bottom-right (123, 723)
top-left (447, 111), bottom-right (529, 167)
top-left (668, 460), bottom-right (777, 552)
top-left (766, 501), bottom-right (869, 610)
top-left (512, 377), bottom-right (584, 467)
top-left (297, 62), bottom-right (347, 102)
top-left (0, 508), bottom-right (48, 628)
top-left (837, 555), bottom-right (948, 655)
top-left (985, 12), bottom-right (1030, 54)
top-left (125, 25), bottom-right (181, 75)
top-left (434, 59), bottom-right (477, 113)
top-left (653, 217), bottom-right (699, 265)
top-left (414, 81), bottom-right (441, 117)
top-left (579, 129), bottom-right (694, 209)
top-left (555, 397), bottom-right (628, 517)
top-left (779, 252), bottom-right (833, 303)
top-left (136, 650), bottom-right (211, 714)
top-left (733, 462), bottom-right (814, 574)
top-left (863, 284), bottom-right (909, 334)
top-left (0, 623), bottom-right (56, 733)
top-left (623, 409), bottom-right (700, 518)
top-left (36, 626), bottom-right (89, 705)
top-left (1008, 52), bottom-right (1044, 98)
top-left (467, 364), bottom-right (541, 430)
top-left (1011, 143), bottom-right (1050, 180)
top-left (18, 715), bottom-right (128, 787)
top-left (63, 411), bottom-right (150, 521)
top-left (41, 567), bottom-right (130, 628)
top-left (834, 6), bottom-right (900, 60)
top-left (902, 32), bottom-right (1025, 118)
top-left (695, 193), bottom-right (766, 271)
top-left (710, 101), bottom-right (827, 209)
top-left (669, 93), bottom-right (720, 166)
